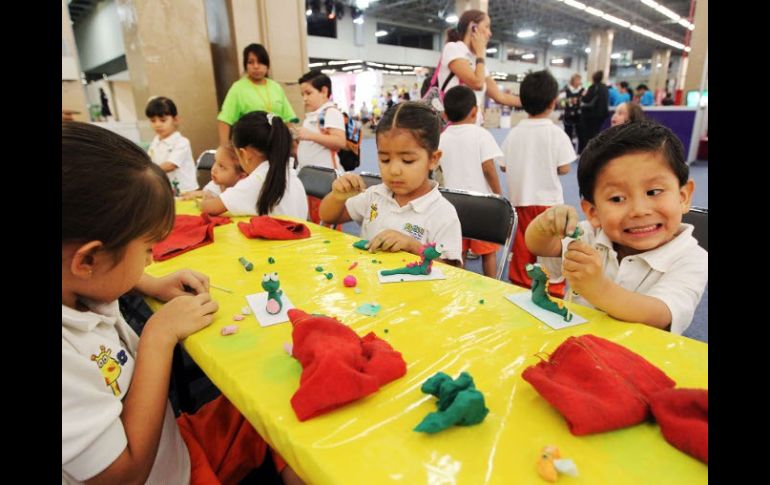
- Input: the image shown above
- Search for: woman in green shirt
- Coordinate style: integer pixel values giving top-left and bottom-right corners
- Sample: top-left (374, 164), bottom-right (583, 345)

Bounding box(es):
top-left (217, 43), bottom-right (299, 146)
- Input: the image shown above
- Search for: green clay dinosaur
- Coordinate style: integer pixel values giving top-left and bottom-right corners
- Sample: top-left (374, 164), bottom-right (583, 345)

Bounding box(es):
top-left (414, 371), bottom-right (489, 434)
top-left (261, 272), bottom-right (283, 315)
top-left (381, 243), bottom-right (442, 276)
top-left (526, 263), bottom-right (572, 321)
top-left (352, 239), bottom-right (369, 250)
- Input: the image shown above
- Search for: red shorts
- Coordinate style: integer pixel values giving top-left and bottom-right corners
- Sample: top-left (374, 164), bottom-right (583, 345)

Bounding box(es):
top-left (462, 239), bottom-right (500, 256)
top-left (177, 395), bottom-right (286, 484)
top-left (509, 205), bottom-right (565, 298)
top-left (307, 195), bottom-right (342, 231)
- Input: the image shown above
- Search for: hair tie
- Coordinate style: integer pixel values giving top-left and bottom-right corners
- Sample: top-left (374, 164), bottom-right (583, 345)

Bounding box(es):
top-left (266, 113), bottom-right (274, 126)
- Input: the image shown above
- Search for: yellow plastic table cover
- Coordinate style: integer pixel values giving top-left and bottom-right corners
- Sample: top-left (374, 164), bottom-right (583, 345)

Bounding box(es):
top-left (145, 200), bottom-right (708, 484)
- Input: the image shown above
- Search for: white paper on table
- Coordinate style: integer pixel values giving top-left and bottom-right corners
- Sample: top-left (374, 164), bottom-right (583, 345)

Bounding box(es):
top-left (377, 267), bottom-right (446, 283)
top-left (245, 292), bottom-right (295, 327)
top-left (505, 291), bottom-right (587, 330)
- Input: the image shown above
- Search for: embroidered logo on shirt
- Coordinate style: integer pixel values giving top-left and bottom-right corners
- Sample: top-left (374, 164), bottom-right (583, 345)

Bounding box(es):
top-left (369, 203), bottom-right (378, 222)
top-left (403, 222), bottom-right (425, 240)
top-left (90, 345), bottom-right (123, 397)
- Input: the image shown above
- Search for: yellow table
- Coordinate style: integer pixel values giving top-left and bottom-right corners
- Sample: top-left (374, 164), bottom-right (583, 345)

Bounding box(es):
top-left (146, 200), bottom-right (708, 484)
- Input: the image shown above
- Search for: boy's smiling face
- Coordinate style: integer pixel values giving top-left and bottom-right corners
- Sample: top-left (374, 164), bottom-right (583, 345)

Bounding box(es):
top-left (581, 150), bottom-right (694, 258)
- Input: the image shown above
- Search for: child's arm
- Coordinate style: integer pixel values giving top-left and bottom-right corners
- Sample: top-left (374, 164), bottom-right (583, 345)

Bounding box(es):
top-left (557, 164), bottom-right (571, 175)
top-left (297, 126), bottom-right (347, 151)
top-left (199, 192), bottom-right (227, 215)
top-left (525, 205), bottom-right (579, 257)
top-left (563, 241), bottom-right (672, 328)
top-left (85, 293), bottom-right (218, 483)
top-left (135, 270), bottom-right (209, 301)
top-left (181, 189), bottom-right (206, 200)
top-left (481, 159), bottom-right (502, 195)
top-left (319, 173), bottom-right (366, 224)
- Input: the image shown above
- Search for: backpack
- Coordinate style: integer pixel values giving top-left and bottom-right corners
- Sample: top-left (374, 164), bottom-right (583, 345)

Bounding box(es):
top-left (338, 112), bottom-right (362, 172)
top-left (420, 55), bottom-right (456, 114)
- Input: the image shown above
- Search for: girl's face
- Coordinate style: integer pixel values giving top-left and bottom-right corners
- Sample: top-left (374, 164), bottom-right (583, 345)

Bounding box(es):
top-left (376, 128), bottom-right (441, 205)
top-left (300, 82), bottom-right (327, 112)
top-left (246, 53), bottom-right (268, 82)
top-left (611, 103), bottom-right (630, 126)
top-left (476, 15), bottom-right (492, 41)
top-left (83, 237), bottom-right (154, 304)
top-left (211, 148), bottom-right (246, 188)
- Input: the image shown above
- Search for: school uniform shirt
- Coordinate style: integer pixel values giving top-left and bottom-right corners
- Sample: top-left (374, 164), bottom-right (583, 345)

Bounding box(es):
top-left (202, 180), bottom-right (222, 196)
top-left (345, 181), bottom-right (463, 262)
top-left (219, 162), bottom-right (308, 219)
top-left (500, 118), bottom-right (576, 206)
top-left (62, 300), bottom-right (189, 484)
top-left (439, 124), bottom-right (503, 194)
top-left (439, 41), bottom-right (488, 125)
top-left (540, 221), bottom-right (708, 335)
top-left (297, 101), bottom-right (345, 173)
top-left (148, 131), bottom-right (198, 192)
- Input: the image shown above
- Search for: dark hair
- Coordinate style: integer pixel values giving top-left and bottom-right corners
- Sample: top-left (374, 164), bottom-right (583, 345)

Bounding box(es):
top-left (376, 101), bottom-right (441, 152)
top-left (243, 43), bottom-right (270, 71)
top-left (622, 102), bottom-right (645, 123)
top-left (217, 144), bottom-right (245, 174)
top-left (637, 84), bottom-right (649, 91)
top-left (145, 96), bottom-right (178, 118)
top-left (231, 111), bottom-right (292, 215)
top-left (592, 70), bottom-right (604, 84)
top-left (578, 120), bottom-right (688, 203)
top-left (443, 85), bottom-right (477, 122)
top-left (62, 122), bottom-right (174, 262)
top-left (446, 9), bottom-right (487, 43)
top-left (619, 81), bottom-right (629, 90)
top-left (520, 70), bottom-right (558, 116)
top-left (298, 70), bottom-right (332, 97)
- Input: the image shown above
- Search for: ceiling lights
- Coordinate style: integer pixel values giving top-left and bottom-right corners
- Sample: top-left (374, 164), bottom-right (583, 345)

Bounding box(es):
top-left (445, 14), bottom-right (459, 23)
top-left (517, 29), bottom-right (537, 38)
top-left (552, 38), bottom-right (569, 46)
top-left (375, 30), bottom-right (388, 37)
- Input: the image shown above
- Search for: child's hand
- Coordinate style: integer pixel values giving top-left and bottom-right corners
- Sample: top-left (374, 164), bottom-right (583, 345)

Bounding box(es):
top-left (181, 190), bottom-right (204, 200)
top-left (138, 270), bottom-right (210, 302)
top-left (330, 173), bottom-right (366, 201)
top-left (534, 205), bottom-right (579, 238)
top-left (367, 229), bottom-right (418, 254)
top-left (563, 240), bottom-right (607, 300)
top-left (295, 127), bottom-right (313, 141)
top-left (150, 292), bottom-right (218, 342)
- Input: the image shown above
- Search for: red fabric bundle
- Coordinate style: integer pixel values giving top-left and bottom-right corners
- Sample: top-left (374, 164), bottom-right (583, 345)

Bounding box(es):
top-left (521, 334), bottom-right (676, 435)
top-left (649, 388), bottom-right (708, 463)
top-left (287, 309), bottom-right (407, 421)
top-left (152, 214), bottom-right (231, 261)
top-left (237, 216), bottom-right (311, 240)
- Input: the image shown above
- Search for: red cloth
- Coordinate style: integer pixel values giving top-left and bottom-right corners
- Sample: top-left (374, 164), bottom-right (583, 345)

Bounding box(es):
top-left (522, 334), bottom-right (676, 435)
top-left (509, 205), bottom-right (565, 298)
top-left (177, 394), bottom-right (287, 485)
top-left (152, 214), bottom-right (231, 261)
top-left (237, 216), bottom-right (311, 240)
top-left (287, 309), bottom-right (407, 421)
top-left (649, 388), bottom-right (708, 464)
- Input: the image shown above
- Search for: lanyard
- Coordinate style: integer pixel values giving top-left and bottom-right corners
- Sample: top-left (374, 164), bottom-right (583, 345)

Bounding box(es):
top-left (252, 81), bottom-right (273, 113)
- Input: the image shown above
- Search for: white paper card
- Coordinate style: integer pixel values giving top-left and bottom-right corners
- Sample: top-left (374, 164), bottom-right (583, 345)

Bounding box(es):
top-left (377, 267), bottom-right (446, 283)
top-left (505, 291), bottom-right (587, 330)
top-left (245, 292), bottom-right (295, 327)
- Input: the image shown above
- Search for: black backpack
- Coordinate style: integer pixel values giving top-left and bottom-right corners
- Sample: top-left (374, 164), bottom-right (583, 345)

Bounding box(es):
top-left (338, 112), bottom-right (362, 172)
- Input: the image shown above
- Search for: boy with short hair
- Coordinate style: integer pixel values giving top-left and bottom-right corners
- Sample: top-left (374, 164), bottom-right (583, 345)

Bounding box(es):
top-left (439, 85), bottom-right (504, 277)
top-left (500, 70), bottom-right (575, 292)
top-left (146, 96), bottom-right (198, 195)
top-left (525, 120), bottom-right (708, 334)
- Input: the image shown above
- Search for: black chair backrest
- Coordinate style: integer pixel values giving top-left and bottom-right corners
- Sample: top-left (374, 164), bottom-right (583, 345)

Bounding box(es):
top-left (360, 171), bottom-right (382, 188)
top-left (196, 149), bottom-right (216, 188)
top-left (297, 165), bottom-right (338, 199)
top-left (683, 206), bottom-right (708, 251)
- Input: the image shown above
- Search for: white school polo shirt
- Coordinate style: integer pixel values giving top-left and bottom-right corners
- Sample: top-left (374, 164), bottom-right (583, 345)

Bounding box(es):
top-left (439, 41), bottom-right (488, 125)
top-left (148, 131), bottom-right (198, 192)
top-left (500, 118), bottom-right (576, 207)
top-left (62, 300), bottom-right (189, 484)
top-left (219, 161), bottom-right (308, 219)
top-left (297, 101), bottom-right (345, 173)
top-left (202, 180), bottom-right (222, 196)
top-left (540, 221), bottom-right (708, 334)
top-left (439, 124), bottom-right (503, 193)
top-left (345, 181), bottom-right (463, 261)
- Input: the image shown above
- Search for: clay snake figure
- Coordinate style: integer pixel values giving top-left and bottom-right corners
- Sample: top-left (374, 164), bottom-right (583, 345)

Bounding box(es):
top-left (381, 243), bottom-right (442, 276)
top-left (526, 263), bottom-right (572, 321)
top-left (262, 272), bottom-right (283, 315)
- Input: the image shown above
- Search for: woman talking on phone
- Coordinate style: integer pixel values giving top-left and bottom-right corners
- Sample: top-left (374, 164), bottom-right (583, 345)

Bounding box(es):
top-left (438, 9), bottom-right (521, 125)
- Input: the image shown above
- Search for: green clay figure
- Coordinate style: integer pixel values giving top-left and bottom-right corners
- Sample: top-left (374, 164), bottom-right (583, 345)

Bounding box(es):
top-left (262, 272), bottom-right (283, 315)
top-left (414, 371), bottom-right (489, 434)
top-left (171, 180), bottom-right (181, 196)
top-left (381, 243), bottom-right (442, 276)
top-left (238, 257), bottom-right (254, 271)
top-left (526, 263), bottom-right (572, 321)
top-left (352, 239), bottom-right (369, 250)
top-left (568, 226), bottom-right (583, 239)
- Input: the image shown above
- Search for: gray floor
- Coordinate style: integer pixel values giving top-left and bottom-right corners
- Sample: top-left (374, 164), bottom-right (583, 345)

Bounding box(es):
top-left (347, 128), bottom-right (708, 342)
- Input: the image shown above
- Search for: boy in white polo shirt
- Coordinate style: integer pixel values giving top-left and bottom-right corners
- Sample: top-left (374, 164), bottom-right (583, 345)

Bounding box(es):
top-left (526, 120), bottom-right (707, 334)
top-left (500, 70), bottom-right (575, 292)
top-left (439, 85), bottom-right (503, 277)
top-left (145, 97), bottom-right (198, 195)
top-left (319, 102), bottom-right (462, 265)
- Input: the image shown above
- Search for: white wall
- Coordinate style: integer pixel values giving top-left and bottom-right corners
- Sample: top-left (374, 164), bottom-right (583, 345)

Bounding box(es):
top-left (74, 0), bottom-right (125, 72)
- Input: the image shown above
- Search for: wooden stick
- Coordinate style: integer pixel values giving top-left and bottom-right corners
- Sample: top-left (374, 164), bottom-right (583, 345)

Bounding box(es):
top-left (210, 283), bottom-right (234, 294)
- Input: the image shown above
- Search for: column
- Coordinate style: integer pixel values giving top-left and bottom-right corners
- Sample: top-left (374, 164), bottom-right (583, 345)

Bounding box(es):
top-left (116, 0), bottom-right (220, 158)
top-left (62, 0), bottom-right (89, 122)
top-left (586, 28), bottom-right (613, 82)
top-left (649, 48), bottom-right (671, 97)
top-left (456, 0), bottom-right (488, 12)
top-left (681, 0), bottom-right (707, 160)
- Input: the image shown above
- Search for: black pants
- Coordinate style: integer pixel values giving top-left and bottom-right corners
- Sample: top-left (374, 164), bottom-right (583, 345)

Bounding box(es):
top-left (578, 117), bottom-right (606, 154)
top-left (563, 122), bottom-right (578, 142)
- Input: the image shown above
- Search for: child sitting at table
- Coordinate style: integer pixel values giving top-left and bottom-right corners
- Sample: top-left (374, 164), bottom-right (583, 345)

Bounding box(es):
top-left (200, 111), bottom-right (308, 219)
top-left (145, 96), bottom-right (198, 195)
top-left (319, 101), bottom-right (463, 265)
top-left (181, 145), bottom-right (247, 199)
top-left (62, 122), bottom-right (302, 484)
top-left (525, 120), bottom-right (708, 334)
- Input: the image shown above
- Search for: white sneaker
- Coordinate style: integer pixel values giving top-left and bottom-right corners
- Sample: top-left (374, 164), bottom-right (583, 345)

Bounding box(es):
top-left (466, 250), bottom-right (480, 260)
